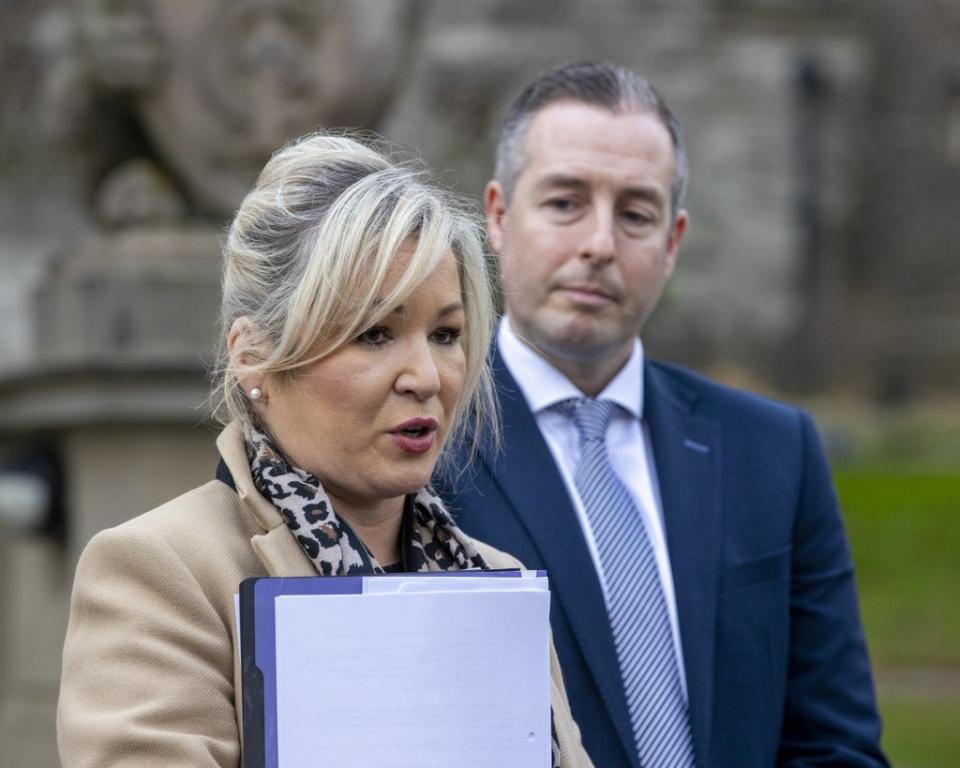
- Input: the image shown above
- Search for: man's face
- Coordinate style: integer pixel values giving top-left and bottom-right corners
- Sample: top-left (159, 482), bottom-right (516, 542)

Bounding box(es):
top-left (486, 101), bottom-right (687, 391)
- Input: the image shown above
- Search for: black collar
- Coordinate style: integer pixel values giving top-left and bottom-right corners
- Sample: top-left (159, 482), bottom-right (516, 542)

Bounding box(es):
top-left (215, 459), bottom-right (236, 490)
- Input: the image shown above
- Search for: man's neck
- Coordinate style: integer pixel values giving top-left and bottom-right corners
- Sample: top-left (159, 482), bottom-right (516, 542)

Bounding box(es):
top-left (497, 316), bottom-right (645, 416)
top-left (545, 348), bottom-right (632, 397)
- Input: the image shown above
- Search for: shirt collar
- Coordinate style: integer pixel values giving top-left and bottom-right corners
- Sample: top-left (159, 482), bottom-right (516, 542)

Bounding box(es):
top-left (497, 316), bottom-right (644, 419)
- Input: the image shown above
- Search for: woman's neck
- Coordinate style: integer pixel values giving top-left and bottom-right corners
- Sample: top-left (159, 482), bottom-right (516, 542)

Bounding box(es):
top-left (330, 494), bottom-right (405, 566)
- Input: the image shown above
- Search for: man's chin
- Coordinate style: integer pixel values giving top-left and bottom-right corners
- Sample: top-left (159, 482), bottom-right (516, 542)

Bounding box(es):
top-left (511, 311), bottom-right (631, 356)
top-left (543, 327), bottom-right (633, 365)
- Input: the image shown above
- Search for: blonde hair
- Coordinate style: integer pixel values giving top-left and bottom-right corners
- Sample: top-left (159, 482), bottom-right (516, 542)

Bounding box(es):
top-left (212, 132), bottom-right (498, 466)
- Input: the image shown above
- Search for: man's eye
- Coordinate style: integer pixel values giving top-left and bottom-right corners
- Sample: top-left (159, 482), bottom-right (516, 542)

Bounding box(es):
top-left (622, 209), bottom-right (656, 227)
top-left (355, 327), bottom-right (390, 346)
top-left (431, 327), bottom-right (463, 346)
top-left (546, 198), bottom-right (579, 213)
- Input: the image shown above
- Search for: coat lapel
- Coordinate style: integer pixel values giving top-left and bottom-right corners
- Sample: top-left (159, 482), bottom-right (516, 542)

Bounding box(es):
top-left (216, 421), bottom-right (316, 578)
top-left (250, 526), bottom-right (316, 577)
top-left (486, 353), bottom-right (641, 766)
top-left (644, 363), bottom-right (722, 767)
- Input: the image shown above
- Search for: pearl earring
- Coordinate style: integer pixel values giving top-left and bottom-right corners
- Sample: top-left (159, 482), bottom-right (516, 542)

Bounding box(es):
top-left (249, 387), bottom-right (263, 401)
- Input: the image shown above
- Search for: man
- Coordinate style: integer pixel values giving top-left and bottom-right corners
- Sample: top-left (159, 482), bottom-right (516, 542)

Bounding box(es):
top-left (437, 61), bottom-right (887, 767)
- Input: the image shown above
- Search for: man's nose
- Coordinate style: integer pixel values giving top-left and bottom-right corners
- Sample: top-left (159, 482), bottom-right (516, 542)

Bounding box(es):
top-left (580, 206), bottom-right (616, 264)
top-left (394, 339), bottom-right (442, 400)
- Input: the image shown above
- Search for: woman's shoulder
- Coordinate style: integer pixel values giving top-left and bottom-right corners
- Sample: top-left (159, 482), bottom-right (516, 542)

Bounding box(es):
top-left (59, 479), bottom-right (250, 767)
top-left (91, 479), bottom-right (246, 552)
top-left (75, 479), bottom-right (262, 605)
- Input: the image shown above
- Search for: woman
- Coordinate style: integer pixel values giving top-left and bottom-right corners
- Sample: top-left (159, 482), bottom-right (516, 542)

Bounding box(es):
top-left (56, 134), bottom-right (591, 767)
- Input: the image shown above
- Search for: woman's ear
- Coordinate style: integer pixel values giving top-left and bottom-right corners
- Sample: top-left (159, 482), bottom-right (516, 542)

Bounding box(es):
top-left (227, 317), bottom-right (266, 402)
top-left (226, 317), bottom-right (251, 361)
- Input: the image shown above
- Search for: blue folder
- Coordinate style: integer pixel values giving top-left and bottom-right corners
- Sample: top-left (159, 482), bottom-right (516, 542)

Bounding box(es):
top-left (239, 570), bottom-right (545, 768)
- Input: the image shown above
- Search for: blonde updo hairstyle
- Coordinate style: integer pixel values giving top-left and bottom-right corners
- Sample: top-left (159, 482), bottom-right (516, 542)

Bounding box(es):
top-left (213, 133), bottom-right (498, 465)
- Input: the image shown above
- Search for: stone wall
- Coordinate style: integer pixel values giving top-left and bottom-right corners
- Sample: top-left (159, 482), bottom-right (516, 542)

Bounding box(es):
top-left (838, 0), bottom-right (960, 400)
top-left (3, 0), bottom-right (958, 396)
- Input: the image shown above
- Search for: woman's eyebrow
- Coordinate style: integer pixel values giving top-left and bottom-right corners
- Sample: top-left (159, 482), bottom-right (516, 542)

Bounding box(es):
top-left (381, 301), bottom-right (463, 317)
top-left (437, 302), bottom-right (464, 318)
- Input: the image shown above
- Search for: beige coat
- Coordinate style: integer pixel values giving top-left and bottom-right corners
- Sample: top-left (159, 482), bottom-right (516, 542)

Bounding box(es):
top-left (57, 422), bottom-right (591, 767)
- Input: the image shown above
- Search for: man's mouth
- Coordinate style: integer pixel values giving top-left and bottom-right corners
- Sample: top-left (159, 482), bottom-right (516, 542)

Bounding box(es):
top-left (558, 284), bottom-right (616, 304)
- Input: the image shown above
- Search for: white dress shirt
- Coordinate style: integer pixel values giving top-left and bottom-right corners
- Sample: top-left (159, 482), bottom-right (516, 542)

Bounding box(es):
top-left (498, 317), bottom-right (688, 697)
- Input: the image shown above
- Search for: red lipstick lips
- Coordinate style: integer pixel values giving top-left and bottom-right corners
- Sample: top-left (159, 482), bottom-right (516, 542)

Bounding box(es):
top-left (390, 417), bottom-right (439, 454)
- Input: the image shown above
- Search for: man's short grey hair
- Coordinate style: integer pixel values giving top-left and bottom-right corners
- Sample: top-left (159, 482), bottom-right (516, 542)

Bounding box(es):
top-left (494, 60), bottom-right (689, 217)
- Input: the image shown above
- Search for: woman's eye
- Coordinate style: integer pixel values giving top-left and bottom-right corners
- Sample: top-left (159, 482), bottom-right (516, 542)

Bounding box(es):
top-left (355, 327), bottom-right (390, 346)
top-left (431, 327), bottom-right (463, 345)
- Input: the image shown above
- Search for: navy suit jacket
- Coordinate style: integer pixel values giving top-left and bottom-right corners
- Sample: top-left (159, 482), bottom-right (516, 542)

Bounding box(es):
top-left (437, 349), bottom-right (887, 768)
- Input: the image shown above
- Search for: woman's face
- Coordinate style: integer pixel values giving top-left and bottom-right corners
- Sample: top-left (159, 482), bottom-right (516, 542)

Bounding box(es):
top-left (261, 250), bottom-right (467, 512)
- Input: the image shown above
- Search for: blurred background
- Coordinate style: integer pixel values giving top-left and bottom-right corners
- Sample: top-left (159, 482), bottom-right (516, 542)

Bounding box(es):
top-left (0, 1), bottom-right (957, 765)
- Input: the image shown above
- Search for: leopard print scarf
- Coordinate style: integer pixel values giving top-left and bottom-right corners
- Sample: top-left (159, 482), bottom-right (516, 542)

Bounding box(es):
top-left (244, 423), bottom-right (487, 575)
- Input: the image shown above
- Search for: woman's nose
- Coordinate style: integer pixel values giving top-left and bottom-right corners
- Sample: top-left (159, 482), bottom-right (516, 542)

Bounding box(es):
top-left (394, 340), bottom-right (442, 400)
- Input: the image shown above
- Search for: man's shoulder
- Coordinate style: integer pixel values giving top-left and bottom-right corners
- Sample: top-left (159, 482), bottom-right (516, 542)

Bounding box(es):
top-left (647, 358), bottom-right (803, 420)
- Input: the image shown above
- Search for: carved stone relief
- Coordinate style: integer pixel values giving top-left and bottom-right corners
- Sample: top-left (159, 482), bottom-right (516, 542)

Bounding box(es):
top-left (76, 0), bottom-right (422, 219)
top-left (12, 0), bottom-right (425, 428)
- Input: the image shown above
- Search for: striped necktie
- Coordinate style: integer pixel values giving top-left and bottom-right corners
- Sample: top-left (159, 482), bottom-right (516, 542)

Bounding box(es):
top-left (561, 398), bottom-right (695, 767)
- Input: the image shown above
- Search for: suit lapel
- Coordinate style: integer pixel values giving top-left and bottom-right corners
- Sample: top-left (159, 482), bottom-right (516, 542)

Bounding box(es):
top-left (487, 352), bottom-right (641, 766)
top-left (644, 363), bottom-right (722, 767)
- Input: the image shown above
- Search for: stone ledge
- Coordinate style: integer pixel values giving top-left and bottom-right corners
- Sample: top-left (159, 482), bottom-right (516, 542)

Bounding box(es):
top-left (0, 363), bottom-right (212, 432)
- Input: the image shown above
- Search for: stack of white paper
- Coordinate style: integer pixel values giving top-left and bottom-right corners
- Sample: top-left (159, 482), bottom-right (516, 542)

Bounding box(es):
top-left (271, 572), bottom-right (551, 768)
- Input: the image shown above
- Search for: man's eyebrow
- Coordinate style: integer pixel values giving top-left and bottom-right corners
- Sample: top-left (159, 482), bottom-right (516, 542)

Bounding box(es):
top-left (621, 186), bottom-right (666, 207)
top-left (533, 174), bottom-right (589, 193)
top-left (534, 173), bottom-right (667, 207)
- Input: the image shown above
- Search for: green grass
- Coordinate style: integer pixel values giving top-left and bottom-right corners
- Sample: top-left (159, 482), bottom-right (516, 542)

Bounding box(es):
top-left (875, 696), bottom-right (960, 768)
top-left (833, 467), bottom-right (960, 765)
top-left (835, 470), bottom-right (960, 666)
